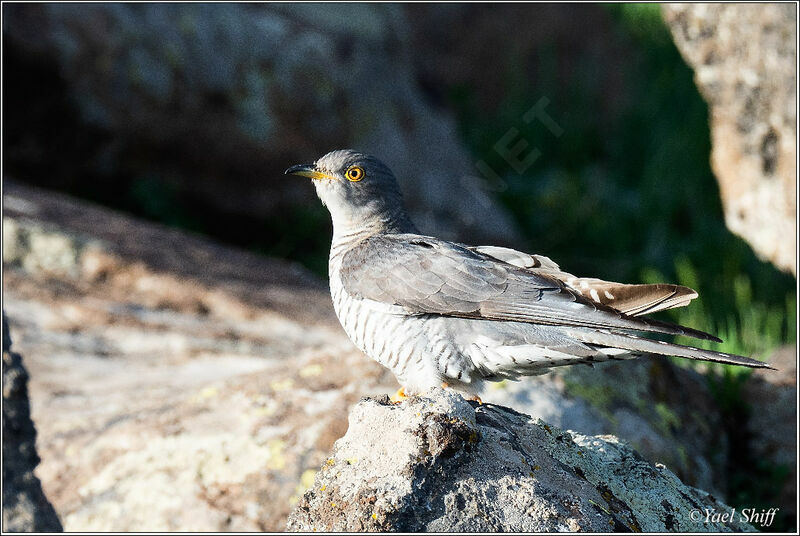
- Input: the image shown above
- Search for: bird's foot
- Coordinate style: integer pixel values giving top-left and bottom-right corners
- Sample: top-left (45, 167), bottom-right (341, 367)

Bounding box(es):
top-left (390, 387), bottom-right (408, 404)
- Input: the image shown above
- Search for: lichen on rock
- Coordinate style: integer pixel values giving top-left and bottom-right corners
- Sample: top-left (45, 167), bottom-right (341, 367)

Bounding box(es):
top-left (287, 389), bottom-right (755, 532)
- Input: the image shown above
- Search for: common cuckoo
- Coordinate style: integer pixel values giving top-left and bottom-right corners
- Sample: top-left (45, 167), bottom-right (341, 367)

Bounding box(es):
top-left (286, 150), bottom-right (771, 399)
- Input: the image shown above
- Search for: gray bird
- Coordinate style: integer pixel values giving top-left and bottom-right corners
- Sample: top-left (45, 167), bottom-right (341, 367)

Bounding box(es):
top-left (286, 150), bottom-right (771, 400)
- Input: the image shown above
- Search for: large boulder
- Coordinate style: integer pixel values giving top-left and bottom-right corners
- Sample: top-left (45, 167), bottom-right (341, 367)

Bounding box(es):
top-left (2, 3), bottom-right (518, 246)
top-left (3, 179), bottom-right (396, 531)
top-left (2, 311), bottom-right (63, 532)
top-left (483, 357), bottom-right (731, 498)
top-left (663, 4), bottom-right (797, 276)
top-left (742, 345), bottom-right (797, 527)
top-left (287, 389), bottom-right (754, 532)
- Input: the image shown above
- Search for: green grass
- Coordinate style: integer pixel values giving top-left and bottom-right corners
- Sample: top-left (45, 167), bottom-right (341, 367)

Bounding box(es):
top-left (643, 258), bottom-right (795, 365)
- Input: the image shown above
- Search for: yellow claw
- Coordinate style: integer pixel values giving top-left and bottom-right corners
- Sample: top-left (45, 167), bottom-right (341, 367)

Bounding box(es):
top-left (390, 387), bottom-right (408, 403)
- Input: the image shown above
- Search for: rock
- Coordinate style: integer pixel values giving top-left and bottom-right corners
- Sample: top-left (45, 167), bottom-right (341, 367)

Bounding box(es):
top-left (405, 4), bottom-right (632, 121)
top-left (742, 345), bottom-right (796, 525)
top-left (3, 179), bottom-right (397, 531)
top-left (745, 345), bottom-right (796, 467)
top-left (3, 3), bottom-right (518, 246)
top-left (482, 357), bottom-right (731, 498)
top-left (287, 389), bottom-right (754, 532)
top-left (663, 4), bottom-right (797, 276)
top-left (2, 311), bottom-right (63, 532)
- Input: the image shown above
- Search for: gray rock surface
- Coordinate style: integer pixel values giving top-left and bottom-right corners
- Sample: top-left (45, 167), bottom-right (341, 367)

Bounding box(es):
top-left (482, 357), bottom-right (731, 498)
top-left (663, 4), bottom-right (797, 276)
top-left (3, 179), bottom-right (396, 531)
top-left (3, 3), bottom-right (518, 246)
top-left (2, 311), bottom-right (63, 532)
top-left (743, 345), bottom-right (797, 524)
top-left (287, 389), bottom-right (754, 532)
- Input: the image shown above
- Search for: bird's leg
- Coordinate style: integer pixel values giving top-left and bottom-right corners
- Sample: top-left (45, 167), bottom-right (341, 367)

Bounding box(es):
top-left (390, 387), bottom-right (408, 404)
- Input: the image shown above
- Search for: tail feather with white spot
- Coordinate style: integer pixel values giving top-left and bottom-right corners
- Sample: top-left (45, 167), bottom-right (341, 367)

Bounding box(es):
top-left (565, 329), bottom-right (773, 369)
top-left (564, 279), bottom-right (698, 317)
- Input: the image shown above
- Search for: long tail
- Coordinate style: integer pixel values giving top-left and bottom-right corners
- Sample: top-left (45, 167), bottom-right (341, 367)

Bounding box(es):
top-left (566, 328), bottom-right (774, 369)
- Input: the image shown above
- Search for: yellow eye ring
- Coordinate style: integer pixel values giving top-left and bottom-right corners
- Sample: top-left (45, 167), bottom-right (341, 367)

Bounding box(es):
top-left (345, 166), bottom-right (364, 182)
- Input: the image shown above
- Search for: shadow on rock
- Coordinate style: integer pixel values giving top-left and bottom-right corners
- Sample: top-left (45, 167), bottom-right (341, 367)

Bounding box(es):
top-left (2, 311), bottom-right (63, 532)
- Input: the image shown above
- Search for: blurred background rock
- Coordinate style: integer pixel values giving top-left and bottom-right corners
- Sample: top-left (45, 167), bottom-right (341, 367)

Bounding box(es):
top-left (2, 3), bottom-right (796, 532)
top-left (664, 3), bottom-right (796, 276)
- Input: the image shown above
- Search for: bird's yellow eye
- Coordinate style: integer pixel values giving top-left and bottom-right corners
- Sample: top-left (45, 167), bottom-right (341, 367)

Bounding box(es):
top-left (346, 166), bottom-right (364, 182)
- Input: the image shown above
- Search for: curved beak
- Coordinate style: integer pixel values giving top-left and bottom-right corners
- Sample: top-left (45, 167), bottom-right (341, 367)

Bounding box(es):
top-left (285, 164), bottom-right (334, 180)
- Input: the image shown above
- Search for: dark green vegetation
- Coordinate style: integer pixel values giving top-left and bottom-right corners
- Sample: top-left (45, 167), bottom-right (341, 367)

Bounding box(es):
top-left (448, 6), bottom-right (794, 530)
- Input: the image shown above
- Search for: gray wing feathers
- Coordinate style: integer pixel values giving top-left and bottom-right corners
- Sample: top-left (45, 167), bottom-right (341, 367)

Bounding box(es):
top-left (344, 236), bottom-right (505, 314)
top-left (480, 278), bottom-right (720, 342)
top-left (473, 245), bottom-right (699, 317)
top-left (471, 245), bottom-right (561, 271)
top-left (341, 235), bottom-right (717, 341)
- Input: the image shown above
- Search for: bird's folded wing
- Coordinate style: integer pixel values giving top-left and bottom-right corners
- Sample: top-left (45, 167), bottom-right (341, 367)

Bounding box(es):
top-left (471, 246), bottom-right (699, 316)
top-left (341, 234), bottom-right (718, 341)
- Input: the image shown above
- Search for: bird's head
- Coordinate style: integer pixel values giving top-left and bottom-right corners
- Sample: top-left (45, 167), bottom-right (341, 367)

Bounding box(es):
top-left (285, 149), bottom-right (415, 234)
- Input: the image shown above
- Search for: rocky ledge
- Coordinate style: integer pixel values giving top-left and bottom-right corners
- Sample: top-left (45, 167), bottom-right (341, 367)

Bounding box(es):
top-left (2, 312), bottom-right (63, 532)
top-left (288, 389), bottom-right (754, 532)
